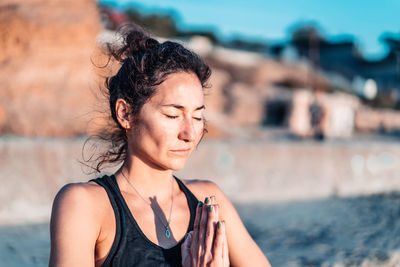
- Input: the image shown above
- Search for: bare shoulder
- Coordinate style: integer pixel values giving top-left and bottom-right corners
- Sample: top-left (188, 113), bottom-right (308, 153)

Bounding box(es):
top-left (182, 178), bottom-right (221, 192)
top-left (181, 178), bottom-right (234, 216)
top-left (53, 181), bottom-right (106, 212)
top-left (54, 181), bottom-right (113, 234)
top-left (49, 181), bottom-right (110, 265)
top-left (54, 181), bottom-right (105, 202)
top-left (182, 179), bottom-right (224, 200)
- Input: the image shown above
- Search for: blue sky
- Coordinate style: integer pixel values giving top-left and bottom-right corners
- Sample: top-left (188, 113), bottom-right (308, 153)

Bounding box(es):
top-left (99, 0), bottom-right (400, 60)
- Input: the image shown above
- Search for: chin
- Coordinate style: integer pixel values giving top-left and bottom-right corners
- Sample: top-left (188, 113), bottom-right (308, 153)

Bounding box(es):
top-left (164, 158), bottom-right (189, 171)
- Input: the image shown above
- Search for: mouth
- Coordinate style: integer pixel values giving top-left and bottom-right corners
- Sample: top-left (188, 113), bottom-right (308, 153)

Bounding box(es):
top-left (169, 148), bottom-right (191, 156)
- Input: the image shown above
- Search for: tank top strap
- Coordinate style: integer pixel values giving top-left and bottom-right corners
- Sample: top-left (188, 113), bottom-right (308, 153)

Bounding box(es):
top-left (173, 176), bottom-right (199, 233)
top-left (173, 176), bottom-right (199, 205)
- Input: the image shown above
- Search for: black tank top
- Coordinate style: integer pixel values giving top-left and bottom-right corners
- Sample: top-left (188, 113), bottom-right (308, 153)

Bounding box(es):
top-left (89, 175), bottom-right (198, 267)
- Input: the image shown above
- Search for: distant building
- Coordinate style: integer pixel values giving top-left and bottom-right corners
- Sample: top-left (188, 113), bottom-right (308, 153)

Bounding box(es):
top-left (271, 30), bottom-right (400, 99)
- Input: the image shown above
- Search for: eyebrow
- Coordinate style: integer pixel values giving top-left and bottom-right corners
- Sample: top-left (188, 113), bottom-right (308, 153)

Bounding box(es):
top-left (161, 104), bottom-right (205, 111)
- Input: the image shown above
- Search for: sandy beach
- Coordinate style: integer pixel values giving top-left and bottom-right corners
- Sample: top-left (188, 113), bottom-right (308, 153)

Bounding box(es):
top-left (2, 193), bottom-right (400, 267)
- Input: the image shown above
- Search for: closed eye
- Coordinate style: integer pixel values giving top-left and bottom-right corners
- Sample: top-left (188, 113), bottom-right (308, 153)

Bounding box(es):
top-left (165, 115), bottom-right (178, 119)
top-left (193, 117), bottom-right (203, 121)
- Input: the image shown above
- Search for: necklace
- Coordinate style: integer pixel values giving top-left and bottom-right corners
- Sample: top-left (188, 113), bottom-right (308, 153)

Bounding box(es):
top-left (120, 170), bottom-right (174, 239)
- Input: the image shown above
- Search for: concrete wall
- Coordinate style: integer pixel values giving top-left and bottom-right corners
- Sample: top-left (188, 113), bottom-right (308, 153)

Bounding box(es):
top-left (1, 136), bottom-right (400, 224)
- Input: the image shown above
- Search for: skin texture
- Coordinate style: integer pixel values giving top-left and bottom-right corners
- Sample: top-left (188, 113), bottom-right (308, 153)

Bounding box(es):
top-left (181, 196), bottom-right (229, 267)
top-left (49, 72), bottom-right (271, 267)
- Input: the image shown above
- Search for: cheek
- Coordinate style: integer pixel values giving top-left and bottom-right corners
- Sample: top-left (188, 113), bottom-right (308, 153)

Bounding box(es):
top-left (129, 119), bottom-right (164, 148)
top-left (145, 119), bottom-right (178, 145)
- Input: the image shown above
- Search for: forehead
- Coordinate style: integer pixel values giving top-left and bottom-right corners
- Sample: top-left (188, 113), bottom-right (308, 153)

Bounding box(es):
top-left (150, 72), bottom-right (204, 106)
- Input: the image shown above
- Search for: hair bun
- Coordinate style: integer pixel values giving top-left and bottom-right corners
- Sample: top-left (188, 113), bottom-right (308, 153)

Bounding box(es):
top-left (106, 25), bottom-right (161, 63)
top-left (123, 28), bottom-right (160, 56)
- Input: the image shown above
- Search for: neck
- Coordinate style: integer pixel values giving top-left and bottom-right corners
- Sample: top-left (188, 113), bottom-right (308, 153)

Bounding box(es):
top-left (117, 155), bottom-right (174, 197)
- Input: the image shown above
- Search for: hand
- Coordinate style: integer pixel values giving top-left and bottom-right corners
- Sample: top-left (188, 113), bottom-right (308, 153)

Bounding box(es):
top-left (181, 196), bottom-right (229, 267)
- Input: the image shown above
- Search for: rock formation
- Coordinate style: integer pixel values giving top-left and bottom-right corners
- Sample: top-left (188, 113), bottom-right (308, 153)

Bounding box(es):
top-left (0, 0), bottom-right (101, 136)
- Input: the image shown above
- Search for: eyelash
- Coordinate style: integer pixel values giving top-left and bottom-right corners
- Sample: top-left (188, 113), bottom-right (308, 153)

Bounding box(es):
top-left (165, 115), bottom-right (203, 121)
top-left (166, 115), bottom-right (178, 119)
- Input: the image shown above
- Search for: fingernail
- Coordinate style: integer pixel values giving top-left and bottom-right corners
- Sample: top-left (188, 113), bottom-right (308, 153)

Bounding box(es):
top-left (217, 221), bottom-right (221, 229)
top-left (208, 205), bottom-right (213, 212)
top-left (205, 197), bottom-right (210, 204)
top-left (198, 201), bottom-right (203, 207)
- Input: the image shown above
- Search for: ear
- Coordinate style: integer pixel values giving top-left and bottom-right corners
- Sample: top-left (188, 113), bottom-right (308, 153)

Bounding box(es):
top-left (115, 99), bottom-right (131, 129)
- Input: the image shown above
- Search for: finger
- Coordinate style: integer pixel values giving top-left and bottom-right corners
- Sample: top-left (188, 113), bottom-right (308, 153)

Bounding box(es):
top-left (210, 195), bottom-right (216, 205)
top-left (222, 221), bottom-right (229, 266)
top-left (191, 201), bottom-right (203, 258)
top-left (181, 232), bottom-right (192, 266)
top-left (214, 203), bottom-right (220, 221)
top-left (198, 198), bottom-right (209, 262)
top-left (182, 232), bottom-right (193, 249)
top-left (212, 221), bottom-right (224, 260)
top-left (204, 204), bottom-right (217, 258)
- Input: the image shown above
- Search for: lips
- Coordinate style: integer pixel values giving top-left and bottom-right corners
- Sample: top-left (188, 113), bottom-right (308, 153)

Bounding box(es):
top-left (169, 148), bottom-right (191, 156)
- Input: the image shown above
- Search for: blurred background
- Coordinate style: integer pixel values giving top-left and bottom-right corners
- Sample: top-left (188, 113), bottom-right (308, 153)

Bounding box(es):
top-left (1, 0), bottom-right (400, 266)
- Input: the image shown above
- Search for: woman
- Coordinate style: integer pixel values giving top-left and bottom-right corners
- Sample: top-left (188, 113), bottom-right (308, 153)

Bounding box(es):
top-left (49, 27), bottom-right (271, 267)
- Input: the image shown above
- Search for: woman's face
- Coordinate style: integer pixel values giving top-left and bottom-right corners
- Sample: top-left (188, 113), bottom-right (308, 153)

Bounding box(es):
top-left (127, 72), bottom-right (205, 171)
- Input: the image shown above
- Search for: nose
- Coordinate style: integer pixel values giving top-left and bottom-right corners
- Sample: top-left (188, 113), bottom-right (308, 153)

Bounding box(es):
top-left (178, 118), bottom-right (197, 142)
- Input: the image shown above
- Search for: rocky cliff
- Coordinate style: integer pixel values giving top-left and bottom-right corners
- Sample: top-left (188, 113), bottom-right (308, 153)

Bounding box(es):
top-left (0, 0), bottom-right (101, 136)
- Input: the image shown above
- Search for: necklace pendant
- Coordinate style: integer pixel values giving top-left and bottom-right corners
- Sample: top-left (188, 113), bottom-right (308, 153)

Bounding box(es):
top-left (165, 226), bottom-right (171, 238)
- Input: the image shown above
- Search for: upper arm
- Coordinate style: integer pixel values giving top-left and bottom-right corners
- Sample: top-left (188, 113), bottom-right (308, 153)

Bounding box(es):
top-left (186, 180), bottom-right (271, 267)
top-left (49, 183), bottom-right (101, 267)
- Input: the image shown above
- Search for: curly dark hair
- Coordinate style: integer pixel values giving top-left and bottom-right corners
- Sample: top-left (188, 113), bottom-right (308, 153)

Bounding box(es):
top-left (84, 25), bottom-right (211, 172)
